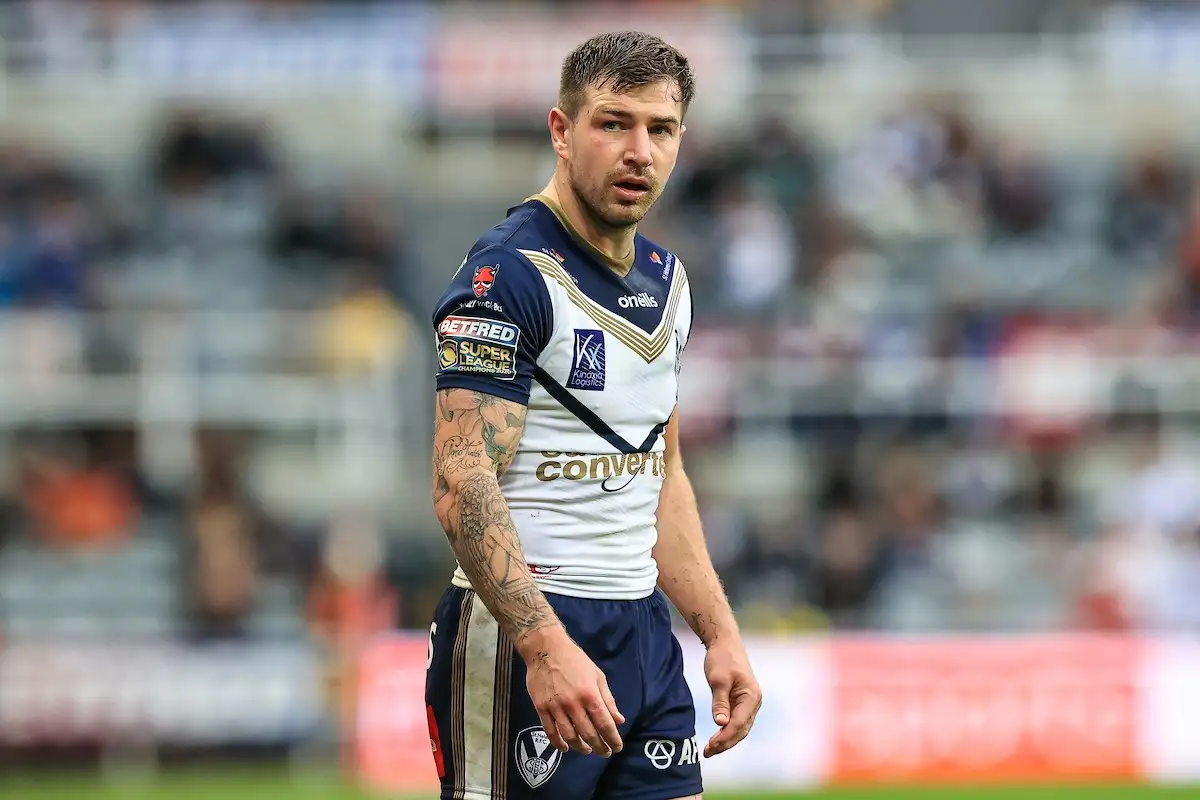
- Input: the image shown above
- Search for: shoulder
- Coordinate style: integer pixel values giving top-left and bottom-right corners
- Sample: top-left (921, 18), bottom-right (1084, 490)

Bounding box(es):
top-left (432, 216), bottom-right (559, 354)
top-left (437, 203), bottom-right (555, 311)
top-left (444, 200), bottom-right (564, 291)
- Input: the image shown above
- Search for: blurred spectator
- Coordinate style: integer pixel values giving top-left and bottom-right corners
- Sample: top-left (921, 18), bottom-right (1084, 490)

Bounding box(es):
top-left (833, 98), bottom-right (987, 239)
top-left (806, 214), bottom-right (889, 342)
top-left (307, 511), bottom-right (395, 649)
top-left (184, 428), bottom-right (293, 640)
top-left (319, 263), bottom-right (412, 376)
top-left (24, 172), bottom-right (94, 308)
top-left (271, 185), bottom-right (341, 264)
top-left (189, 500), bottom-right (260, 640)
top-left (982, 139), bottom-right (1057, 239)
top-left (1105, 413), bottom-right (1200, 542)
top-left (1105, 143), bottom-right (1189, 260)
top-left (17, 429), bottom-right (138, 550)
top-left (808, 507), bottom-right (884, 628)
top-left (711, 177), bottom-right (796, 314)
top-left (745, 115), bottom-right (820, 216)
top-left (874, 448), bottom-right (946, 585)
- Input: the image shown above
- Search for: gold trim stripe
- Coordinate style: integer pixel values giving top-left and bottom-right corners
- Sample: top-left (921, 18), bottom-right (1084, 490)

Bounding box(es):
top-left (519, 249), bottom-right (686, 363)
top-left (450, 591), bottom-right (474, 800)
top-left (492, 631), bottom-right (513, 799)
top-left (521, 248), bottom-right (683, 342)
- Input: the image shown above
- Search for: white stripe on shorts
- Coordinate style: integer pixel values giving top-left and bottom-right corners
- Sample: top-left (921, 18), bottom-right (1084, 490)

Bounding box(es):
top-left (462, 593), bottom-right (500, 794)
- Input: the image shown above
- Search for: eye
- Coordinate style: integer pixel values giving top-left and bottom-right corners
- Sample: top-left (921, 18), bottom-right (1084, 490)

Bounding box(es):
top-left (602, 120), bottom-right (623, 131)
top-left (651, 126), bottom-right (674, 137)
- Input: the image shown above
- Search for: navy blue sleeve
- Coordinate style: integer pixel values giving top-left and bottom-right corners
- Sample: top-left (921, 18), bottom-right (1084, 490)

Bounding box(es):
top-left (432, 245), bottom-right (553, 406)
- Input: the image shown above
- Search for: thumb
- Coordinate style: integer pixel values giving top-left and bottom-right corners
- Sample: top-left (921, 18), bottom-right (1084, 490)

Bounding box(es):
top-left (710, 679), bottom-right (731, 727)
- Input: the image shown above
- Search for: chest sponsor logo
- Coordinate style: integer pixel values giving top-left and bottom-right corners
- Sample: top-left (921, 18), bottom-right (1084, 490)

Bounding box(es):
top-left (436, 315), bottom-right (519, 380)
top-left (515, 726), bottom-right (563, 788)
top-left (567, 328), bottom-right (605, 391)
top-left (535, 450), bottom-right (665, 492)
top-left (617, 292), bottom-right (659, 309)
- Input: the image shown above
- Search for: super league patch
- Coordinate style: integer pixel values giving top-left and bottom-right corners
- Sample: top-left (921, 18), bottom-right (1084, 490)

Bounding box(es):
top-left (436, 315), bottom-right (520, 380)
top-left (566, 328), bottom-right (605, 391)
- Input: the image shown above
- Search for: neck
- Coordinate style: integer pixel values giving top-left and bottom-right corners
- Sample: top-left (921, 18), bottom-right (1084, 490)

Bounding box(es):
top-left (542, 174), bottom-right (635, 275)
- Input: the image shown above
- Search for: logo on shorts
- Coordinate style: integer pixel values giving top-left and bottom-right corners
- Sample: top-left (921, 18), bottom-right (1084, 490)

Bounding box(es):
top-left (644, 737), bottom-right (699, 770)
top-left (566, 328), bottom-right (605, 391)
top-left (644, 739), bottom-right (677, 770)
top-left (515, 726), bottom-right (562, 789)
top-left (472, 264), bottom-right (498, 297)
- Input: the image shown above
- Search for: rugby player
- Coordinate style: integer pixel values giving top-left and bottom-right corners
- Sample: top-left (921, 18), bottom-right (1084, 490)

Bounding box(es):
top-left (426, 31), bottom-right (761, 800)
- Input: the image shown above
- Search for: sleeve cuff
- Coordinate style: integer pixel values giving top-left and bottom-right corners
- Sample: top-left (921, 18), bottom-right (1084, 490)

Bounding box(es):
top-left (435, 375), bottom-right (531, 406)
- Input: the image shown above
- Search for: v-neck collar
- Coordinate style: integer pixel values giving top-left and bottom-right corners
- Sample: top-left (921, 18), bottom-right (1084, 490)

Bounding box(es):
top-left (527, 193), bottom-right (636, 277)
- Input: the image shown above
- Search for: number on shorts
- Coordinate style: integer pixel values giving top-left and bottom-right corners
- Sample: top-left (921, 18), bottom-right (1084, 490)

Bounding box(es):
top-left (427, 622), bottom-right (437, 669)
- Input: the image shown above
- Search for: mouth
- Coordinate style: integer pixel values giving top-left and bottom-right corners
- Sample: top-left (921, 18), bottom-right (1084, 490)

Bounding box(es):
top-left (612, 177), bottom-right (651, 201)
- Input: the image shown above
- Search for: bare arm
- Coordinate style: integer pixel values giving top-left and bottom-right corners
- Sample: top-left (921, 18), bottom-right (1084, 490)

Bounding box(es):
top-left (652, 409), bottom-right (739, 647)
top-left (654, 408), bottom-right (762, 757)
top-left (431, 388), bottom-right (563, 658)
top-left (431, 387), bottom-right (625, 757)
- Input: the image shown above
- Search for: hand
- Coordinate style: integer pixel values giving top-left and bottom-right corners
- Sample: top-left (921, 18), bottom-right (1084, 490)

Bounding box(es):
top-left (702, 638), bottom-right (761, 758)
top-left (520, 627), bottom-right (625, 757)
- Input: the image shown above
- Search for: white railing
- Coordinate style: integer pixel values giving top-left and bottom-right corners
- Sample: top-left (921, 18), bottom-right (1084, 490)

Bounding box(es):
top-left (0, 308), bottom-right (425, 504)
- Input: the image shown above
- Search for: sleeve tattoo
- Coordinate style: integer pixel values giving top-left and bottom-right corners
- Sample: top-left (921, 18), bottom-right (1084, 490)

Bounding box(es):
top-left (431, 389), bottom-right (559, 646)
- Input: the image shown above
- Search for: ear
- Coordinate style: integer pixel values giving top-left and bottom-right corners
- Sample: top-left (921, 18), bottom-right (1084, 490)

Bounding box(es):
top-left (548, 107), bottom-right (571, 160)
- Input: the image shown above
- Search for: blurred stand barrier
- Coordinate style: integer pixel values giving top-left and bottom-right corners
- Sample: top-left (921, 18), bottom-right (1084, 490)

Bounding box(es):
top-left (352, 632), bottom-right (1200, 793)
top-left (0, 308), bottom-right (414, 505)
top-left (10, 3), bottom-right (1200, 156)
top-left (0, 641), bottom-right (324, 749)
top-left (0, 309), bottom-right (1195, 509)
top-left (678, 318), bottom-right (1200, 434)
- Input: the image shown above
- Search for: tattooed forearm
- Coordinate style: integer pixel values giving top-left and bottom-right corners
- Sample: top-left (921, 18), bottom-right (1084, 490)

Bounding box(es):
top-left (431, 389), bottom-right (560, 647)
top-left (446, 473), bottom-right (558, 642)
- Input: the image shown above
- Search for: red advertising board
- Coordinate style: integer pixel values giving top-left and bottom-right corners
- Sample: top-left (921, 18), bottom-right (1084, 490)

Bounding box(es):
top-left (354, 632), bottom-right (1155, 791)
top-left (354, 635), bottom-right (439, 793)
top-left (428, 5), bottom-right (745, 120)
top-left (828, 636), bottom-right (1140, 784)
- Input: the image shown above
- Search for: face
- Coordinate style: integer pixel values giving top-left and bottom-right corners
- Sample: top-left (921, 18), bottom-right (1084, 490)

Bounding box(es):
top-left (551, 79), bottom-right (685, 230)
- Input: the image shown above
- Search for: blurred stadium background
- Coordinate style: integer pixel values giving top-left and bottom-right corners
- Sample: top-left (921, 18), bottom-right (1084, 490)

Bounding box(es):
top-left (3, 0), bottom-right (1200, 798)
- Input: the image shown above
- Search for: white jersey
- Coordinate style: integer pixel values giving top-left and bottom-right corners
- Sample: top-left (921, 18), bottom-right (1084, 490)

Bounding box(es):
top-left (432, 195), bottom-right (692, 600)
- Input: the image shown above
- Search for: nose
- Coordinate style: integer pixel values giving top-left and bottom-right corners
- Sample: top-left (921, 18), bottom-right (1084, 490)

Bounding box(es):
top-left (624, 127), bottom-right (653, 169)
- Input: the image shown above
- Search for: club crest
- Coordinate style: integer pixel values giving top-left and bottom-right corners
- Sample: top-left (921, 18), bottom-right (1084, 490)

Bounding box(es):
top-left (514, 726), bottom-right (562, 789)
top-left (472, 264), bottom-right (499, 297)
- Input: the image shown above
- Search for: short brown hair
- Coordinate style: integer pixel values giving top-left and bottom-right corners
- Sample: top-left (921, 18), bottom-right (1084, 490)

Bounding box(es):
top-left (558, 31), bottom-right (695, 120)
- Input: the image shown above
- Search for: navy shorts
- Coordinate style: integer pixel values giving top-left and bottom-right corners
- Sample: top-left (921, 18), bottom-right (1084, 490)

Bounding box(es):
top-left (425, 586), bottom-right (704, 800)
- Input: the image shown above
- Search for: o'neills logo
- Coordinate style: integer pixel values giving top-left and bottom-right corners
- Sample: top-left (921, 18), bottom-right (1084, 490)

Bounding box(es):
top-left (535, 451), bottom-right (665, 493)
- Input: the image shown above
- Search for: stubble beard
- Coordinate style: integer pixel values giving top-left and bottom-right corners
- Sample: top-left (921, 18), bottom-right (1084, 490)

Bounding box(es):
top-left (569, 162), bottom-right (657, 232)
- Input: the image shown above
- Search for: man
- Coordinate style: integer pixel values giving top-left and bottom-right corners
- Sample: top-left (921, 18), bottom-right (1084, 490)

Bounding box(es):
top-left (425, 31), bottom-right (761, 800)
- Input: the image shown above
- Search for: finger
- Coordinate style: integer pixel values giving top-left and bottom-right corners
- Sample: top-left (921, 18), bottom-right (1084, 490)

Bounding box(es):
top-left (568, 702), bottom-right (607, 757)
top-left (705, 690), bottom-right (759, 757)
top-left (709, 676), bottom-right (731, 728)
top-left (598, 675), bottom-right (626, 729)
top-left (586, 695), bottom-right (623, 756)
top-left (536, 706), bottom-right (570, 753)
top-left (551, 707), bottom-right (586, 755)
